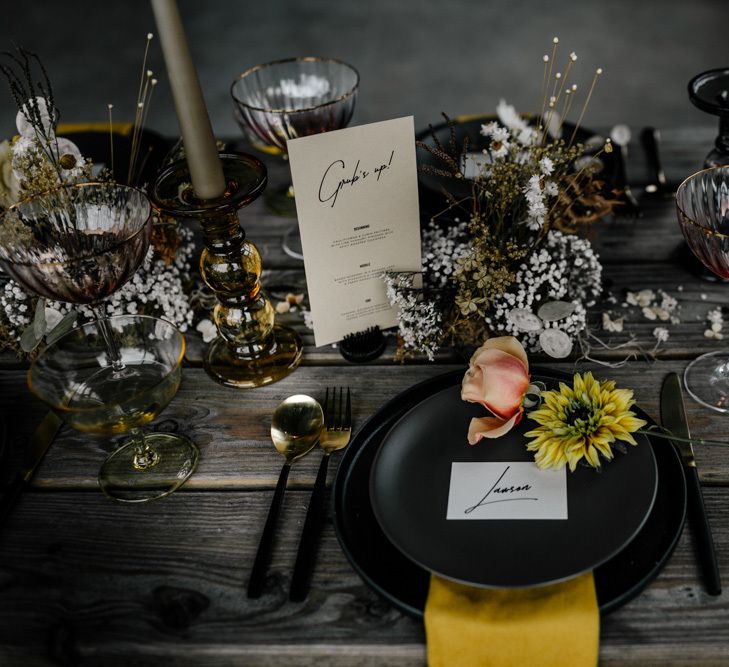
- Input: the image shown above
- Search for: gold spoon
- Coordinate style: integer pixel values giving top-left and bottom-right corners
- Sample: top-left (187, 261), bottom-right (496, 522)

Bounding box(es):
top-left (247, 394), bottom-right (323, 598)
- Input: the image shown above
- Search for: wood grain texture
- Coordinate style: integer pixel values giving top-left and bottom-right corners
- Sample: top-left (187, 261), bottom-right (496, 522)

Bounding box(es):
top-left (0, 130), bottom-right (727, 665)
top-left (2, 361), bottom-right (729, 490)
top-left (0, 488), bottom-right (726, 666)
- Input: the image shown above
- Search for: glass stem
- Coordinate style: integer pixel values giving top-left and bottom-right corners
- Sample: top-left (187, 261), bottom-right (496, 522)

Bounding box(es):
top-left (90, 304), bottom-right (125, 372)
top-left (130, 427), bottom-right (160, 470)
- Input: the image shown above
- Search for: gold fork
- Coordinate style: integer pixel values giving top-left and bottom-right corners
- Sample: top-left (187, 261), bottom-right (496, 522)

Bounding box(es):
top-left (289, 387), bottom-right (352, 601)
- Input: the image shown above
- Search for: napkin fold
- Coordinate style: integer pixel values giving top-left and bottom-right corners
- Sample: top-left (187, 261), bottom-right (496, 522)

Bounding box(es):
top-left (425, 571), bottom-right (599, 667)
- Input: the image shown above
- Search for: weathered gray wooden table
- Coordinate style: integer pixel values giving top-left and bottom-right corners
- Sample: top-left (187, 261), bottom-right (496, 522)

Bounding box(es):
top-left (1, 128), bottom-right (728, 666)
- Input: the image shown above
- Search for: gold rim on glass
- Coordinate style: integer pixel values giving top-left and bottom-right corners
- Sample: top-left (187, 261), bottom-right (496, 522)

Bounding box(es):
top-left (675, 165), bottom-right (729, 239)
top-left (230, 56), bottom-right (360, 115)
top-left (3, 182), bottom-right (152, 267)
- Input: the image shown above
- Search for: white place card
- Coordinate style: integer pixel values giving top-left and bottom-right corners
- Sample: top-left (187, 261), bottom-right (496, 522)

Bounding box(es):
top-left (287, 117), bottom-right (422, 347)
top-left (446, 462), bottom-right (568, 520)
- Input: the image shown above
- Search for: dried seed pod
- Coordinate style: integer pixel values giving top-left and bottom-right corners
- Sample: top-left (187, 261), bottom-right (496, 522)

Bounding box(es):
top-left (538, 300), bottom-right (575, 322)
top-left (507, 308), bottom-right (543, 332)
top-left (59, 153), bottom-right (77, 170)
top-left (539, 328), bottom-right (572, 358)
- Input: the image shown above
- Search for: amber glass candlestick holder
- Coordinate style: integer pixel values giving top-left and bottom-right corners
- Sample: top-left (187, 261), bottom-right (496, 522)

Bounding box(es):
top-left (151, 153), bottom-right (302, 388)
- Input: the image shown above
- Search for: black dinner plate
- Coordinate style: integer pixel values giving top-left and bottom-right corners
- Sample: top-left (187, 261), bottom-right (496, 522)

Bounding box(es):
top-left (370, 378), bottom-right (658, 588)
top-left (415, 116), bottom-right (616, 209)
top-left (333, 368), bottom-right (687, 617)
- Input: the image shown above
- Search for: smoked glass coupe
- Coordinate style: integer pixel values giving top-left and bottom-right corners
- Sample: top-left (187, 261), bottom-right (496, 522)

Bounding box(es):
top-left (1, 183), bottom-right (151, 306)
top-left (676, 166), bottom-right (729, 411)
top-left (231, 57), bottom-right (359, 258)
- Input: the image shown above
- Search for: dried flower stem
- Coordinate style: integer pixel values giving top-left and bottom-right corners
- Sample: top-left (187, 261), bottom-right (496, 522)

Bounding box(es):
top-left (547, 142), bottom-right (610, 221)
top-left (569, 68), bottom-right (602, 147)
top-left (127, 33), bottom-right (154, 184)
top-left (537, 54), bottom-right (549, 130)
top-left (130, 78), bottom-right (157, 184)
top-left (135, 34), bottom-right (153, 116)
top-left (638, 427), bottom-right (729, 450)
top-left (556, 86), bottom-right (577, 137)
top-left (107, 103), bottom-right (115, 176)
top-left (540, 37), bottom-right (559, 128)
top-left (540, 72), bottom-right (565, 146)
top-left (555, 56), bottom-right (575, 105)
top-left (0, 47), bottom-right (62, 179)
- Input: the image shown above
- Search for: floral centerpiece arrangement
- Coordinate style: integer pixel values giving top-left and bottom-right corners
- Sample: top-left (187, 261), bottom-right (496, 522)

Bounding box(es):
top-left (385, 40), bottom-right (620, 361)
top-left (0, 42), bottom-right (196, 354)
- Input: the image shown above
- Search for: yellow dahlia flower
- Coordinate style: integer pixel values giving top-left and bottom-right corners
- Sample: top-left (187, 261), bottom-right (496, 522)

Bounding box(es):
top-left (524, 372), bottom-right (647, 472)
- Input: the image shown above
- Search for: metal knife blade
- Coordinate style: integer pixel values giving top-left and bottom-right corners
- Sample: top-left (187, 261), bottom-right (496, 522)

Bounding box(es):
top-left (660, 373), bottom-right (695, 467)
top-left (0, 410), bottom-right (63, 529)
top-left (660, 372), bottom-right (722, 595)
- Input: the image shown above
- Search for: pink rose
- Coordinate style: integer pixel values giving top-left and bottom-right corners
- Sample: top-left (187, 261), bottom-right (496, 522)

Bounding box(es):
top-left (461, 337), bottom-right (530, 444)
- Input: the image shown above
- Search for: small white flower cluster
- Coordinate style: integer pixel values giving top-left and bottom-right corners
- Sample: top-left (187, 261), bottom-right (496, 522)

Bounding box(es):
top-left (495, 99), bottom-right (538, 146)
top-left (274, 293), bottom-right (305, 314)
top-left (483, 231), bottom-right (602, 352)
top-left (383, 271), bottom-right (442, 361)
top-left (196, 318), bottom-right (217, 343)
top-left (479, 100), bottom-right (560, 232)
top-left (705, 307), bottom-right (724, 340)
top-left (0, 225), bottom-right (196, 348)
top-left (12, 97), bottom-right (87, 184)
top-left (85, 233), bottom-right (195, 331)
top-left (480, 122), bottom-right (511, 158)
top-left (421, 217), bottom-right (469, 288)
top-left (0, 281), bottom-right (32, 338)
top-left (625, 289), bottom-right (679, 323)
top-left (524, 176), bottom-right (547, 230)
top-left (602, 312), bottom-right (624, 332)
top-left (653, 327), bottom-right (669, 343)
top-left (523, 172), bottom-right (557, 231)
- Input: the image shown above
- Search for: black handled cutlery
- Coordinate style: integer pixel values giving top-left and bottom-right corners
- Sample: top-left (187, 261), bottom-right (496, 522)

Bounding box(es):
top-left (660, 373), bottom-right (721, 596)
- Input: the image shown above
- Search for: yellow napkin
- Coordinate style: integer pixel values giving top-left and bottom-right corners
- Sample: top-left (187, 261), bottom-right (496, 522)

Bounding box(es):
top-left (425, 571), bottom-right (599, 667)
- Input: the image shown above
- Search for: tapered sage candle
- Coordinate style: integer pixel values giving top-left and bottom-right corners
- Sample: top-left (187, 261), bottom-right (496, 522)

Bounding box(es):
top-left (150, 0), bottom-right (226, 199)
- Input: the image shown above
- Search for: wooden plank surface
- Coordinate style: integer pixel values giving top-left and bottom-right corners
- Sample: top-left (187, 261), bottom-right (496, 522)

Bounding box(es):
top-left (1, 129), bottom-right (728, 665)
top-left (0, 488), bottom-right (726, 666)
top-left (2, 362), bottom-right (729, 489)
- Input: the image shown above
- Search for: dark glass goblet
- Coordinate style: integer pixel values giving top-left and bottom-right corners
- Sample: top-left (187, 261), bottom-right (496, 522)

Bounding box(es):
top-left (676, 166), bottom-right (729, 411)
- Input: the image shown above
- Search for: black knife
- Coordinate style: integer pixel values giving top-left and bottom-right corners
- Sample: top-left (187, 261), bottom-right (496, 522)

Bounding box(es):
top-left (660, 373), bottom-right (721, 595)
top-left (640, 126), bottom-right (670, 195)
top-left (0, 411), bottom-right (63, 528)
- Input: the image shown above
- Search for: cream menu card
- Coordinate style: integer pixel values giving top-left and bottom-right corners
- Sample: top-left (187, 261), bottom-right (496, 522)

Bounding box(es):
top-left (287, 116), bottom-right (422, 347)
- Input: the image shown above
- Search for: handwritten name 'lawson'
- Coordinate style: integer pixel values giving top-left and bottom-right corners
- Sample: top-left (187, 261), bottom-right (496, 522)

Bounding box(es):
top-left (464, 465), bottom-right (537, 514)
top-left (318, 150), bottom-right (395, 208)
